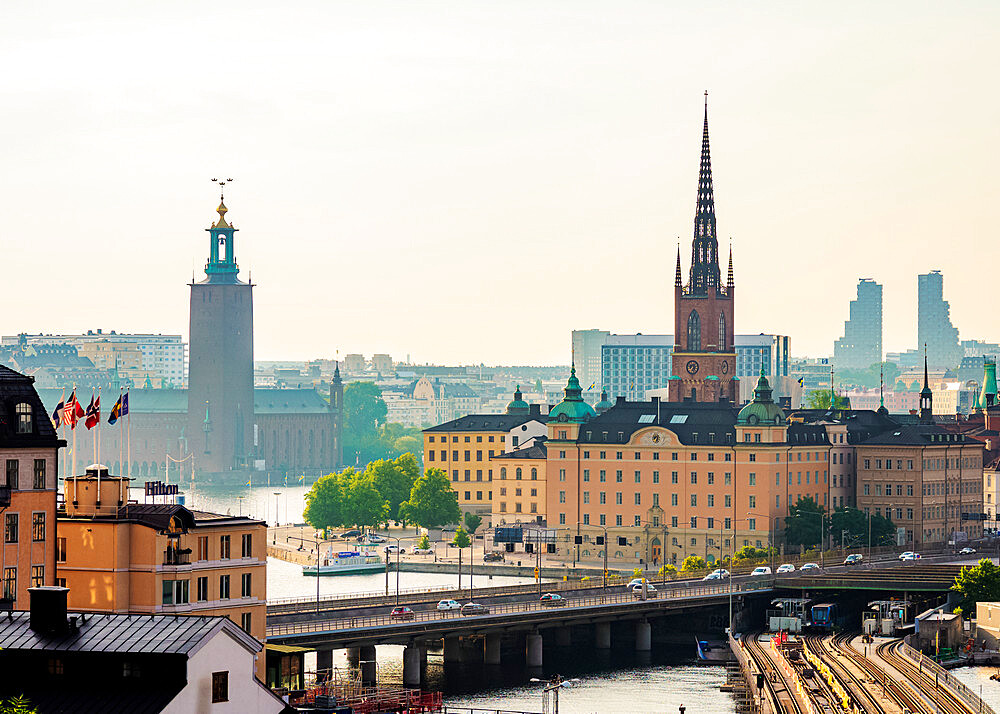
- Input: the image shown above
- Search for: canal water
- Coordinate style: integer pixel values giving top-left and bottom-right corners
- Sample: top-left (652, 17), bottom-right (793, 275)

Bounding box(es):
top-left (949, 666), bottom-right (1000, 711)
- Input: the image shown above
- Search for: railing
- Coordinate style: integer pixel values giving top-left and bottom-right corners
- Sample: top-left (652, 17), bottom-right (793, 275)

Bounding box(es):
top-left (267, 580), bottom-right (772, 637)
top-left (900, 635), bottom-right (997, 714)
top-left (163, 549), bottom-right (191, 566)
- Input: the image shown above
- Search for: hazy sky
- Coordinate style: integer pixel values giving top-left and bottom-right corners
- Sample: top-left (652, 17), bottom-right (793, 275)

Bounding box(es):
top-left (3, 1), bottom-right (998, 364)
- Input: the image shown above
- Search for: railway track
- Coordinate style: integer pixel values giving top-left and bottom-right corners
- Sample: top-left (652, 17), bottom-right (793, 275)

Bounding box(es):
top-left (876, 638), bottom-right (980, 714)
top-left (740, 630), bottom-right (805, 714)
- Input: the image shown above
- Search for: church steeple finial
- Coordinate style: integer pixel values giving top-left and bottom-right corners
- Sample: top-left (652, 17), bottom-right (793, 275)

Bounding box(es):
top-left (727, 240), bottom-right (734, 289)
top-left (920, 343), bottom-right (934, 423)
top-left (675, 241), bottom-right (683, 287)
top-left (689, 91), bottom-right (721, 295)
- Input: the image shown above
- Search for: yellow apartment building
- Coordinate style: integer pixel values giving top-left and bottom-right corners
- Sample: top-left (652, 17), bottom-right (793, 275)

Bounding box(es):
top-left (56, 466), bottom-right (269, 678)
top-left (492, 442), bottom-right (547, 526)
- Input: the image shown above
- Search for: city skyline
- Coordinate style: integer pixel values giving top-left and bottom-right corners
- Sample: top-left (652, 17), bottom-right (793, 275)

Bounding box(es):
top-left (3, 2), bottom-right (999, 364)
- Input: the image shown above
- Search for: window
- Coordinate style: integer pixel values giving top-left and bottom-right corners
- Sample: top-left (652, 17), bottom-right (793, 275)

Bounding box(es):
top-left (690, 517), bottom-right (697, 528)
top-left (6, 460), bottom-right (17, 489)
top-left (559, 469), bottom-right (566, 482)
top-left (31, 512), bottom-right (45, 542)
top-left (198, 537), bottom-right (209, 561)
top-left (220, 574), bottom-right (230, 599)
top-left (197, 576), bottom-right (208, 602)
top-left (600, 514), bottom-right (606, 526)
top-left (220, 535), bottom-right (231, 560)
top-left (212, 672), bottom-right (229, 703)
top-left (652, 471), bottom-right (660, 484)
top-left (616, 470), bottom-right (623, 482)
top-left (634, 492), bottom-right (641, 505)
top-left (4, 514), bottom-right (17, 543)
top-left (616, 492), bottom-right (623, 505)
top-left (2, 567), bottom-right (14, 600)
top-left (748, 518), bottom-right (756, 531)
top-left (33, 460), bottom-right (45, 490)
top-left (748, 473), bottom-right (756, 486)
top-left (600, 492), bottom-right (606, 505)
top-left (559, 491), bottom-right (566, 504)
top-left (671, 516), bottom-right (678, 527)
top-left (162, 579), bottom-right (189, 605)
top-left (600, 470), bottom-right (607, 482)
top-left (241, 612), bottom-right (252, 633)
top-left (748, 495), bottom-right (756, 509)
top-left (718, 313), bottom-right (727, 350)
top-left (583, 513), bottom-right (590, 524)
top-left (724, 494), bottom-right (731, 508)
top-left (687, 310), bottom-right (701, 351)
top-left (31, 565), bottom-right (44, 588)
top-left (690, 494), bottom-right (697, 507)
top-left (725, 472), bottom-right (732, 485)
top-left (15, 403), bottom-right (32, 434)
top-left (532, 468), bottom-right (538, 480)
top-left (241, 572), bottom-right (252, 597)
top-left (583, 492), bottom-right (589, 504)
top-left (56, 537), bottom-right (66, 563)
top-left (707, 494), bottom-right (714, 507)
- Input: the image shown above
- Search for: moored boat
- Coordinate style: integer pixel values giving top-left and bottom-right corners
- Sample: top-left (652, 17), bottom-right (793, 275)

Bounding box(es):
top-left (303, 549), bottom-right (385, 576)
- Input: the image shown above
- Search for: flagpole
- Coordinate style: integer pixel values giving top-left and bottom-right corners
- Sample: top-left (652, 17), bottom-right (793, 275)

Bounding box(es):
top-left (118, 389), bottom-right (124, 477)
top-left (126, 388), bottom-right (131, 484)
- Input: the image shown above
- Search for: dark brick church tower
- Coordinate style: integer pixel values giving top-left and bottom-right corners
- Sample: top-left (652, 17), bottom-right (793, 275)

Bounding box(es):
top-left (187, 190), bottom-right (255, 475)
top-left (669, 95), bottom-right (738, 404)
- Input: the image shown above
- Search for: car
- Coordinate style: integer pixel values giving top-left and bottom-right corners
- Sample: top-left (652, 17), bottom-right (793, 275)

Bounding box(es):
top-left (460, 602), bottom-right (490, 616)
top-left (390, 606), bottom-right (415, 621)
top-left (776, 564), bottom-right (795, 574)
top-left (898, 551), bottom-right (915, 560)
top-left (800, 562), bottom-right (820, 571)
top-left (338, 529), bottom-right (362, 540)
top-left (436, 599), bottom-right (461, 611)
top-left (843, 554), bottom-right (863, 565)
top-left (412, 547), bottom-right (433, 555)
top-left (750, 566), bottom-right (772, 576)
top-left (627, 578), bottom-right (648, 588)
top-left (483, 551), bottom-right (505, 562)
top-left (712, 569), bottom-right (731, 579)
top-left (702, 572), bottom-right (722, 581)
top-left (540, 593), bottom-right (566, 606)
top-left (960, 547), bottom-right (977, 555)
top-left (384, 545), bottom-right (406, 554)
top-left (902, 552), bottom-right (921, 561)
top-left (631, 583), bottom-right (658, 598)
top-left (365, 534), bottom-right (387, 543)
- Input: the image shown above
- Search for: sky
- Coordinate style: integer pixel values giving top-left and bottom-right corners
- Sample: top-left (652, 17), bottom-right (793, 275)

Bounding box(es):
top-left (2, 1), bottom-right (998, 365)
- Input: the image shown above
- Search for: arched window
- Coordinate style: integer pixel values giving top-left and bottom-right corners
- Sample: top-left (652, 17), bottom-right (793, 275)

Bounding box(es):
top-left (500, 468), bottom-right (507, 480)
top-left (15, 403), bottom-right (32, 434)
top-left (516, 468), bottom-right (522, 480)
top-left (687, 310), bottom-right (701, 351)
top-left (718, 313), bottom-right (726, 350)
top-left (531, 468), bottom-right (537, 480)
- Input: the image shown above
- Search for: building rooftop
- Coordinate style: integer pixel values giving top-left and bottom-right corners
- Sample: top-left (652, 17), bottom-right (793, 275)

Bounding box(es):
top-left (0, 365), bottom-right (65, 450)
top-left (424, 413), bottom-right (541, 433)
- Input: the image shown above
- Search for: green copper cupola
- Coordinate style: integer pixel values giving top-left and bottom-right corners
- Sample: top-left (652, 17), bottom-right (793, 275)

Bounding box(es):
top-left (205, 197), bottom-right (240, 281)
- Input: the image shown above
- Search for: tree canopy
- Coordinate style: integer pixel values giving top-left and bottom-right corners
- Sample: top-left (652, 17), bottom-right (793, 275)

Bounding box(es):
top-left (463, 512), bottom-right (482, 534)
top-left (952, 559), bottom-right (1000, 614)
top-left (733, 545), bottom-right (774, 563)
top-left (804, 390), bottom-right (852, 410)
top-left (400, 468), bottom-right (461, 529)
top-left (835, 362), bottom-right (901, 390)
top-left (339, 382), bottom-right (424, 469)
top-left (367, 453), bottom-right (420, 525)
top-left (302, 467), bottom-right (389, 531)
top-left (451, 525), bottom-right (471, 549)
top-left (784, 497), bottom-right (826, 548)
top-left (681, 555), bottom-right (707, 571)
top-left (828, 506), bottom-right (896, 548)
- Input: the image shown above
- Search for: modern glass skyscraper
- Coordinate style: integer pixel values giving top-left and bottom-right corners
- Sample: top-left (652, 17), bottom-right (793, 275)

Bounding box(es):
top-left (918, 271), bottom-right (962, 369)
top-left (834, 278), bottom-right (882, 370)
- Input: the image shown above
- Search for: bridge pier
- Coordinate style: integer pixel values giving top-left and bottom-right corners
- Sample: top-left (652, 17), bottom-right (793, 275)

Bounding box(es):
top-left (359, 645), bottom-right (377, 686)
top-left (346, 646), bottom-right (360, 666)
top-left (316, 648), bottom-right (333, 677)
top-left (555, 627), bottom-right (571, 647)
top-left (403, 644), bottom-right (423, 687)
top-left (635, 620), bottom-right (651, 651)
top-left (484, 634), bottom-right (502, 665)
top-left (595, 621), bottom-right (611, 649)
top-left (444, 636), bottom-right (463, 664)
top-left (526, 632), bottom-right (543, 668)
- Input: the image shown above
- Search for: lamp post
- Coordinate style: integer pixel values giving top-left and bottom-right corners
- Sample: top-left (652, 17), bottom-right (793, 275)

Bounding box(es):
top-left (315, 530), bottom-right (321, 614)
top-left (600, 525), bottom-right (609, 592)
top-left (273, 491), bottom-right (281, 527)
top-left (384, 535), bottom-right (402, 606)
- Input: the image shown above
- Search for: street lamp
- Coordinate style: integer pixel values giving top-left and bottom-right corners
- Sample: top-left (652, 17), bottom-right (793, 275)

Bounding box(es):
top-left (382, 535), bottom-right (402, 606)
top-left (530, 675), bottom-right (580, 714)
top-left (273, 492), bottom-right (281, 527)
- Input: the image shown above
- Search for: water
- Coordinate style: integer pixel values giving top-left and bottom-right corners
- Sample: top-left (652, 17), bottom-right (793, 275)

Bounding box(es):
top-left (948, 666), bottom-right (1000, 711)
top-left (158, 482), bottom-right (312, 525)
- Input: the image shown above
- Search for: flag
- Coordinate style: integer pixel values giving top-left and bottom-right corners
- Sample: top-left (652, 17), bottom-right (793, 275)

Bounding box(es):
top-left (85, 394), bottom-right (101, 430)
top-left (587, 382), bottom-right (596, 391)
top-left (63, 391), bottom-right (85, 429)
top-left (51, 401), bottom-right (64, 428)
top-left (283, 474), bottom-right (288, 486)
top-left (120, 391), bottom-right (129, 417)
top-left (797, 377), bottom-right (804, 387)
top-left (298, 474), bottom-right (305, 483)
top-left (108, 394), bottom-right (123, 425)
top-left (245, 478), bottom-right (251, 487)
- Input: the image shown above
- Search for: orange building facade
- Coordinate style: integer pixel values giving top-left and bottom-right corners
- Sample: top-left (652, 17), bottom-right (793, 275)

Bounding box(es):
top-left (56, 468), bottom-right (268, 677)
top-left (0, 367), bottom-right (62, 610)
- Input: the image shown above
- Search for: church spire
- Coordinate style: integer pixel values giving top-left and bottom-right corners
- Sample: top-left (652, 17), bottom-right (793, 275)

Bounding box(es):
top-left (689, 91), bottom-right (721, 295)
top-left (920, 343), bottom-right (934, 423)
top-left (727, 241), bottom-right (734, 290)
top-left (204, 179), bottom-right (240, 281)
top-left (674, 242), bottom-right (683, 287)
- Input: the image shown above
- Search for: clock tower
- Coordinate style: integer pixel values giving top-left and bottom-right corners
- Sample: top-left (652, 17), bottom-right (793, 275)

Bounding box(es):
top-left (668, 94), bottom-right (738, 404)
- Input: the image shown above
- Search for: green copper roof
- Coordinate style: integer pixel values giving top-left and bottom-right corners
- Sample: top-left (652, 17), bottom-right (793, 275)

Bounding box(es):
top-left (737, 366), bottom-right (786, 426)
top-left (595, 388), bottom-right (613, 414)
top-left (505, 384), bottom-right (530, 415)
top-left (979, 358), bottom-right (998, 409)
top-left (548, 366), bottom-right (596, 423)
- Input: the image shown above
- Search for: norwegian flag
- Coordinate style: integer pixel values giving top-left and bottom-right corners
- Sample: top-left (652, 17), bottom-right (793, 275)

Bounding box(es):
top-left (84, 393), bottom-right (101, 430)
top-left (62, 390), bottom-right (85, 429)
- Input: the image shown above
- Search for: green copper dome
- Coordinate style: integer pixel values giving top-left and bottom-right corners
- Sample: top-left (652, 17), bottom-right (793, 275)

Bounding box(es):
top-left (595, 388), bottom-right (613, 414)
top-left (979, 358), bottom-right (998, 410)
top-left (548, 366), bottom-right (596, 423)
top-left (737, 366), bottom-right (786, 426)
top-left (505, 385), bottom-right (530, 416)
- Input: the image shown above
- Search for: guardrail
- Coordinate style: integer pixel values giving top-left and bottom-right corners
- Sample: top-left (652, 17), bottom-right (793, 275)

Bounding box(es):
top-left (268, 581), bottom-right (769, 637)
top-left (900, 636), bottom-right (996, 714)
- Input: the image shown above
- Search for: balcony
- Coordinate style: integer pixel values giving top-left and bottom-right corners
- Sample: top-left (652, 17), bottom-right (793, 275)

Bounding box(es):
top-left (163, 548), bottom-right (191, 566)
top-left (0, 486), bottom-right (10, 508)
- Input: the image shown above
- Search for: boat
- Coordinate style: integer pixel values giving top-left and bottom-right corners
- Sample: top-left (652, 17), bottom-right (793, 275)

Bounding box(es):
top-left (303, 549), bottom-right (385, 576)
top-left (696, 636), bottom-right (734, 662)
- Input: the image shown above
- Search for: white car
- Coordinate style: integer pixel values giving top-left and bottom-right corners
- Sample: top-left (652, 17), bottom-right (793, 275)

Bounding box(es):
top-left (800, 562), bottom-right (820, 571)
top-left (702, 572), bottom-right (722, 581)
top-left (775, 564), bottom-right (795, 574)
top-left (436, 599), bottom-right (461, 611)
top-left (627, 578), bottom-right (648, 588)
top-left (631, 583), bottom-right (658, 598)
top-left (412, 547), bottom-right (433, 555)
top-left (712, 569), bottom-right (731, 579)
top-left (750, 566), bottom-right (772, 576)
top-left (959, 547), bottom-right (977, 555)
top-left (902, 552), bottom-right (921, 561)
top-left (384, 545), bottom-right (405, 554)
top-left (899, 551), bottom-right (915, 560)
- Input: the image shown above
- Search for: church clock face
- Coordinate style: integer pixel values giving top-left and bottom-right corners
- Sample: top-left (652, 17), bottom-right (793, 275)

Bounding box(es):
top-left (686, 360), bottom-right (699, 375)
top-left (721, 361), bottom-right (729, 375)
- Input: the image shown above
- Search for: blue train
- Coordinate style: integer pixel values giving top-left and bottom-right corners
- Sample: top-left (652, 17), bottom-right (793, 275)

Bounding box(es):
top-left (809, 603), bottom-right (842, 632)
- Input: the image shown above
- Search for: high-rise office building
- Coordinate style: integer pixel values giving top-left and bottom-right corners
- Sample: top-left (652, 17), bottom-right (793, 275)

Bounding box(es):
top-left (918, 271), bottom-right (962, 369)
top-left (571, 329), bottom-right (610, 398)
top-left (833, 278), bottom-right (882, 370)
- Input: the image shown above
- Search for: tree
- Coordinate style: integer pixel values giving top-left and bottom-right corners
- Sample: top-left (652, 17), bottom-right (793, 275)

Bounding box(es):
top-left (952, 559), bottom-right (1000, 613)
top-left (343, 382), bottom-right (389, 467)
top-left (681, 555), bottom-right (708, 571)
top-left (303, 470), bottom-right (349, 531)
top-left (804, 390), bottom-right (851, 410)
top-left (343, 473), bottom-right (389, 529)
top-left (366, 454), bottom-right (419, 525)
top-left (0, 696), bottom-right (37, 714)
top-left (534, 378), bottom-right (543, 393)
top-left (417, 533), bottom-right (430, 550)
top-left (658, 563), bottom-right (677, 577)
top-left (829, 507), bottom-right (896, 548)
top-left (400, 468), bottom-right (461, 529)
top-left (733, 545), bottom-right (773, 563)
top-left (464, 512), bottom-right (482, 534)
top-left (452, 525), bottom-right (472, 549)
top-left (784, 497), bottom-right (826, 548)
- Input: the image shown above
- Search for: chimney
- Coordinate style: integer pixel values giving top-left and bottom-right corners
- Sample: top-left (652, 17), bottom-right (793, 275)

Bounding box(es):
top-left (616, 396), bottom-right (626, 406)
top-left (651, 396), bottom-right (660, 405)
top-left (29, 586), bottom-right (70, 636)
top-left (529, 404), bottom-right (541, 417)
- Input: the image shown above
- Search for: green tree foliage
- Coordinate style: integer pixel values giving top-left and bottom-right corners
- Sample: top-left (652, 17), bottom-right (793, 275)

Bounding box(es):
top-left (952, 559), bottom-right (1000, 613)
top-left (344, 473), bottom-right (389, 529)
top-left (733, 545), bottom-right (774, 563)
top-left (828, 506), bottom-right (896, 547)
top-left (303, 467), bottom-right (389, 530)
top-left (366, 454), bottom-right (419, 525)
top-left (463, 512), bottom-right (482, 534)
top-left (658, 563), bottom-right (678, 577)
top-left (0, 696), bottom-right (37, 714)
top-left (418, 533), bottom-right (430, 550)
top-left (303, 470), bottom-right (350, 531)
top-left (804, 390), bottom-right (852, 410)
top-left (343, 382), bottom-right (389, 466)
top-left (836, 362), bottom-right (901, 389)
top-left (400, 468), bottom-right (461, 529)
top-left (681, 555), bottom-right (708, 571)
top-left (784, 497), bottom-right (826, 548)
top-left (452, 524), bottom-right (472, 549)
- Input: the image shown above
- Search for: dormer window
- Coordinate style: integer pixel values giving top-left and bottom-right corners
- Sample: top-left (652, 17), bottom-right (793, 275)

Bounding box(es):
top-left (15, 403), bottom-right (32, 434)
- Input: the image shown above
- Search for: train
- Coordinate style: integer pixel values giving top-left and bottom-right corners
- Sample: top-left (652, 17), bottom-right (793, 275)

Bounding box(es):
top-left (809, 602), bottom-right (842, 632)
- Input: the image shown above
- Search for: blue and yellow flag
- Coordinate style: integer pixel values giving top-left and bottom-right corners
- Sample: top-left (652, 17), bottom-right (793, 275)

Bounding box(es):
top-left (298, 474), bottom-right (305, 483)
top-left (245, 478), bottom-right (251, 487)
top-left (108, 394), bottom-right (124, 425)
